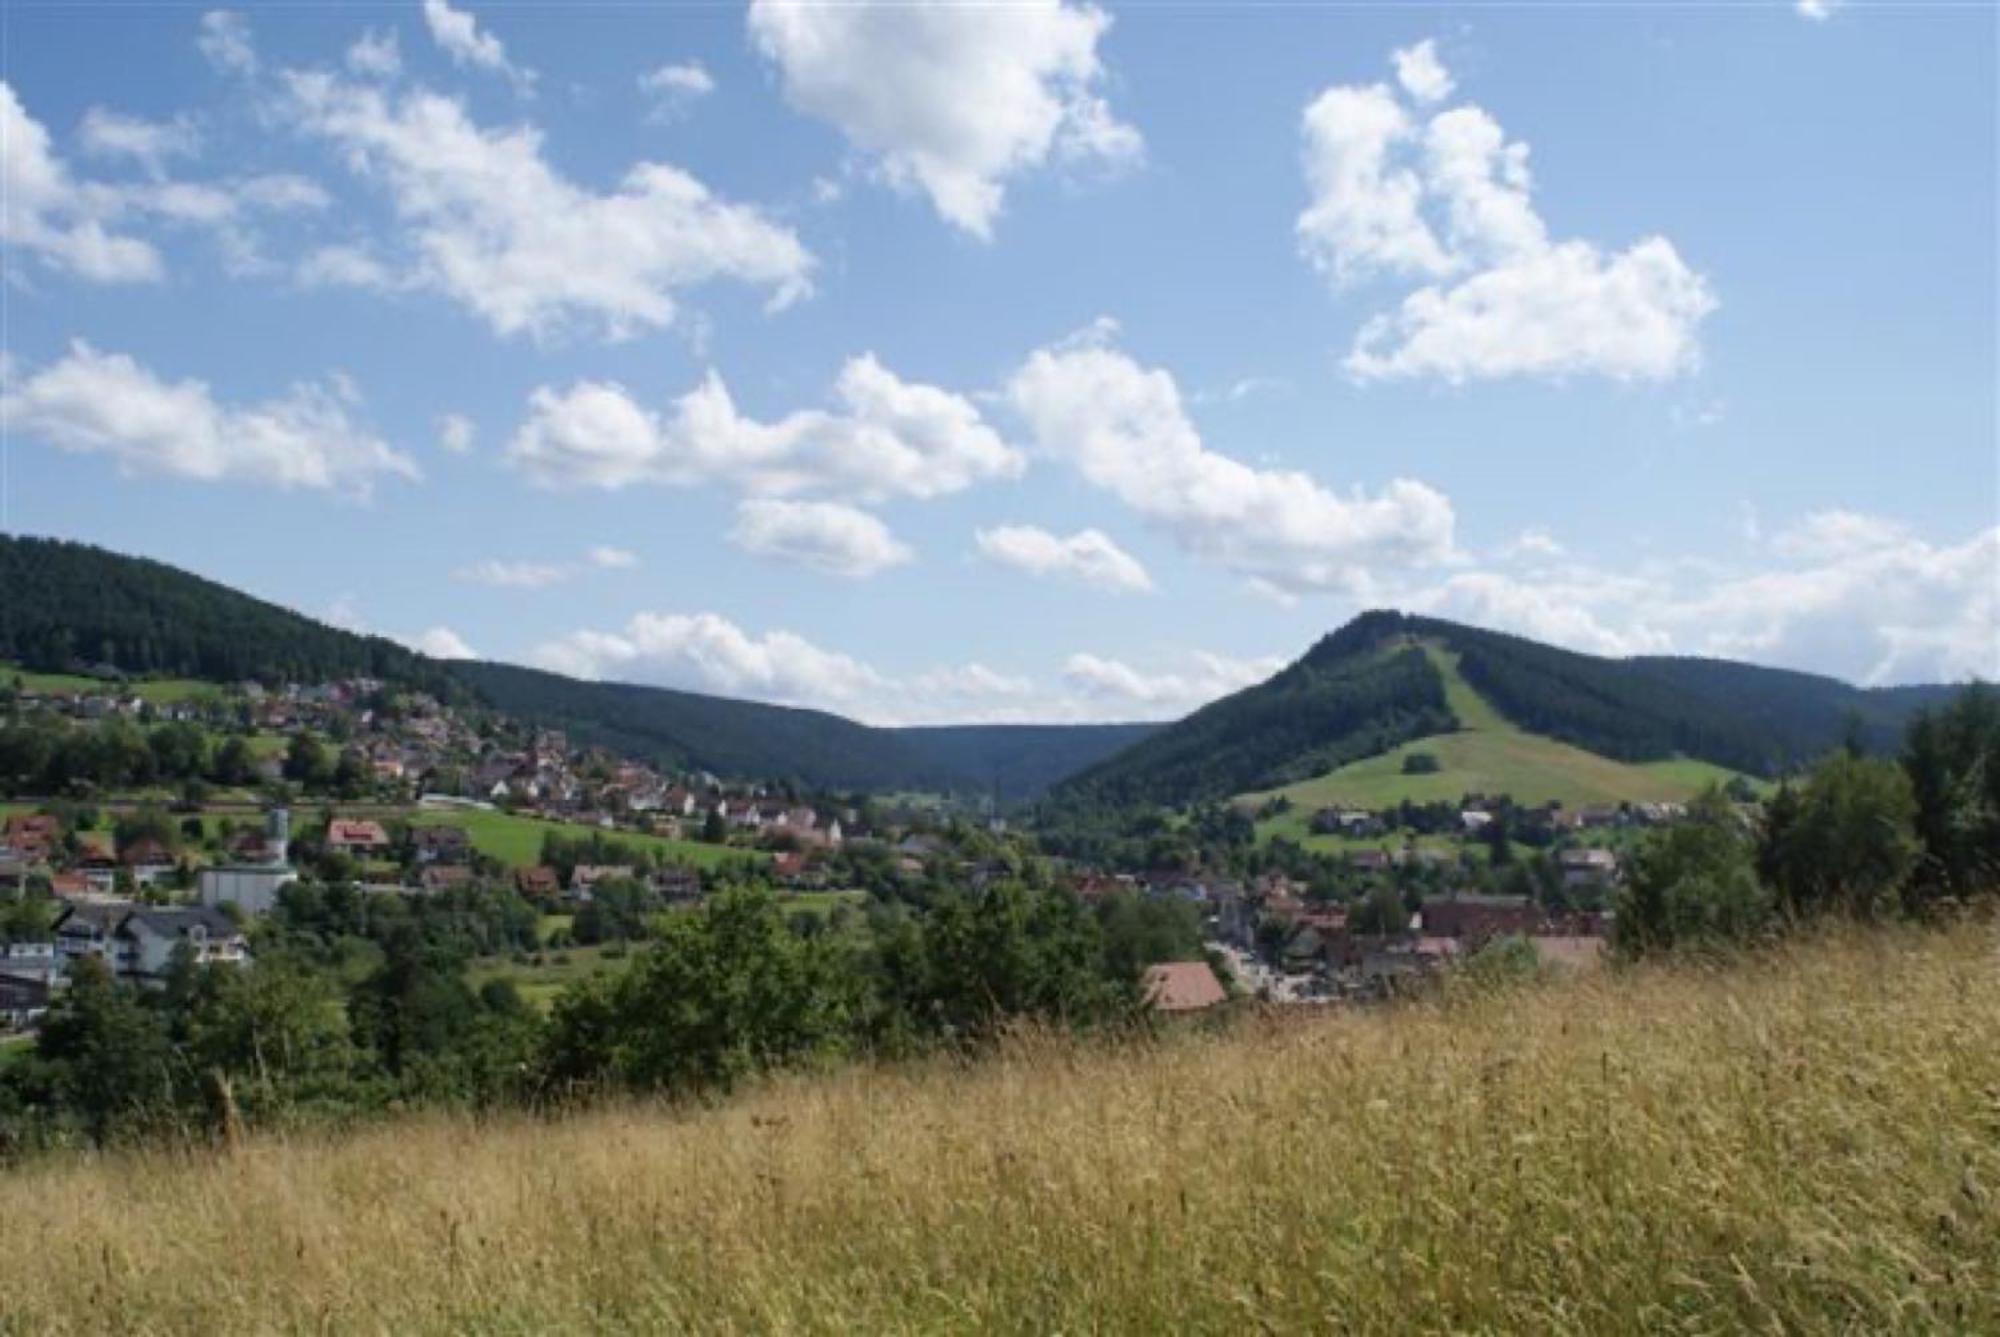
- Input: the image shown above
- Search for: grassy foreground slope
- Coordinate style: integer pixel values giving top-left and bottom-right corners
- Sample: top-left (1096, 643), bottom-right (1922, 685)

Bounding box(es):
top-left (2, 927), bottom-right (1995, 1332)
top-left (1246, 647), bottom-right (1752, 813)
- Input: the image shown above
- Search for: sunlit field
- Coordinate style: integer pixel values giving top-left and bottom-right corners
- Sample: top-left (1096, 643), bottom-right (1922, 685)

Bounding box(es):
top-left (1, 924), bottom-right (1993, 1334)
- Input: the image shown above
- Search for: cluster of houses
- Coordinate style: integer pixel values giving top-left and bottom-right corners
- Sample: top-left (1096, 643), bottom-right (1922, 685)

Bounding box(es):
top-left (1070, 847), bottom-right (1621, 1003)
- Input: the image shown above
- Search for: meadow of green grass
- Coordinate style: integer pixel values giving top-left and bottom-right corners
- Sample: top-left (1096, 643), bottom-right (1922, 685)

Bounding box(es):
top-left (403, 807), bottom-right (759, 871)
top-left (1245, 646), bottom-right (1756, 820)
top-left (468, 943), bottom-right (630, 1011)
top-left (0, 925), bottom-right (1992, 1332)
top-left (2, 664), bottom-right (217, 704)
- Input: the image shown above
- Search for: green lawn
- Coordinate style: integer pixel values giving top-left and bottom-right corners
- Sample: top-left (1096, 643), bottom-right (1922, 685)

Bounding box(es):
top-left (1242, 646), bottom-right (1758, 818)
top-left (2, 664), bottom-right (217, 704)
top-left (468, 944), bottom-right (631, 1012)
top-left (404, 807), bottom-right (760, 871)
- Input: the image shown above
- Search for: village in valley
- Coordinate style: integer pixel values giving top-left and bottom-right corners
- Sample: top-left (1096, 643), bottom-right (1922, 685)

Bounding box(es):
top-left (1, 661), bottom-right (1655, 1034)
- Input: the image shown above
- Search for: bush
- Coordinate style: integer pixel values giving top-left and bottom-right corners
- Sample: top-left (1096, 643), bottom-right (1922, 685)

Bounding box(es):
top-left (1615, 788), bottom-right (1770, 955)
top-left (1401, 752), bottom-right (1441, 775)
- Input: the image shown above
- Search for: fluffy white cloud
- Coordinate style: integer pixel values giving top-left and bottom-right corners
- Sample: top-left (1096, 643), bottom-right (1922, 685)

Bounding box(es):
top-left (452, 559), bottom-right (573, 590)
top-left (407, 626), bottom-right (476, 659)
top-left (0, 341), bottom-right (420, 495)
top-left (1063, 650), bottom-right (1284, 712)
top-left (198, 11), bottom-right (257, 75)
top-left (510, 353), bottom-right (1022, 500)
top-left (531, 611), bottom-right (890, 711)
top-left (2, 82), bottom-right (326, 284)
top-left (1, 84), bottom-right (162, 282)
top-left (1407, 512), bottom-right (2000, 685)
top-left (586, 545), bottom-right (638, 569)
top-left (1297, 83), bottom-right (1450, 284)
top-left (348, 29), bottom-right (403, 79)
top-left (729, 499), bottom-right (914, 578)
top-left (282, 70), bottom-right (812, 339)
top-left (1006, 336), bottom-right (1455, 596)
top-left (1346, 239), bottom-right (1715, 383)
top-left (1299, 44), bottom-right (1716, 382)
top-left (1393, 39), bottom-right (1454, 104)
top-left (298, 244), bottom-right (398, 290)
top-left (976, 524), bottom-right (1152, 594)
top-left (1768, 508), bottom-right (1908, 561)
top-left (437, 412), bottom-right (475, 453)
top-left (421, 0), bottom-right (534, 93)
top-left (1797, 0), bottom-right (1840, 19)
top-left (747, 0), bottom-right (1139, 238)
top-left (77, 109), bottom-right (200, 178)
top-left (640, 62), bottom-right (715, 120)
top-left (530, 609), bottom-right (1273, 724)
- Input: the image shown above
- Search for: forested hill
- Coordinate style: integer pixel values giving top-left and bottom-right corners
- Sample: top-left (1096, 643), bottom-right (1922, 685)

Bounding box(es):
top-left (1056, 610), bottom-right (1964, 808)
top-left (0, 535), bottom-right (458, 696)
top-left (1052, 622), bottom-right (1457, 809)
top-left (1, 536), bottom-right (1153, 796)
top-left (456, 660), bottom-right (1157, 797)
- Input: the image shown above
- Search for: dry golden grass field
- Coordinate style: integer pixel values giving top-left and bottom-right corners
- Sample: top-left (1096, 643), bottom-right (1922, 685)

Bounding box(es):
top-left (2, 924), bottom-right (1995, 1334)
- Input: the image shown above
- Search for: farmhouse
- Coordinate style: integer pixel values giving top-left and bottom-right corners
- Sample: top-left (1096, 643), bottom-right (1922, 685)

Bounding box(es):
top-left (326, 819), bottom-right (391, 855)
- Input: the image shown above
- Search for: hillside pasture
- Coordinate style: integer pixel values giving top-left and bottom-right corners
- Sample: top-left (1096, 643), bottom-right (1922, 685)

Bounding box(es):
top-left (2, 663), bottom-right (218, 704)
top-left (403, 808), bottom-right (759, 871)
top-left (1244, 646), bottom-right (1758, 824)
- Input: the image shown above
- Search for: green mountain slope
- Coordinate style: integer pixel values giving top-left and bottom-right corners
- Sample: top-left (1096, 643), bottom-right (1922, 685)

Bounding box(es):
top-left (1244, 646), bottom-right (1751, 814)
top-left (1056, 610), bottom-right (1963, 810)
top-left (1053, 619), bottom-right (1455, 808)
top-left (2, 536), bottom-right (1152, 797)
top-left (457, 660), bottom-right (1155, 797)
top-left (0, 535), bottom-right (457, 696)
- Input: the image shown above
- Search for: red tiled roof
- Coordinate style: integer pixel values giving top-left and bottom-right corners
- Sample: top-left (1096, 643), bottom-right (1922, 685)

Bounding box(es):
top-left (1142, 961), bottom-right (1228, 1012)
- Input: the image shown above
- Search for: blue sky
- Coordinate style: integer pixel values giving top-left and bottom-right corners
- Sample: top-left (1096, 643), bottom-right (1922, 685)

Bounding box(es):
top-left (3, 0), bottom-right (1994, 723)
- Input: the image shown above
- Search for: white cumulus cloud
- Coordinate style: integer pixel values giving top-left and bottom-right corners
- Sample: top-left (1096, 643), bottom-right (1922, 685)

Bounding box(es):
top-left (729, 498), bottom-right (914, 578)
top-left (2, 84), bottom-right (162, 282)
top-left (976, 524), bottom-right (1152, 594)
top-left (1405, 512), bottom-right (2000, 685)
top-left (348, 28), bottom-right (403, 79)
top-left (586, 545), bottom-right (639, 569)
top-left (640, 62), bottom-right (715, 121)
top-left (529, 609), bottom-right (1274, 724)
top-left (509, 353), bottom-right (1022, 501)
top-left (281, 69), bottom-right (812, 340)
top-left (1393, 39), bottom-right (1454, 104)
top-left (1299, 43), bottom-right (1716, 382)
top-left (747, 0), bottom-right (1139, 238)
top-left (437, 412), bottom-right (475, 453)
top-left (0, 340), bottom-right (419, 496)
top-left (421, 0), bottom-right (534, 93)
top-left (3, 82), bottom-right (326, 284)
top-left (197, 11), bottom-right (257, 75)
top-left (1063, 650), bottom-right (1284, 712)
top-left (1006, 334), bottom-right (1456, 596)
top-left (77, 108), bottom-right (201, 179)
top-left (408, 626), bottom-right (476, 659)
